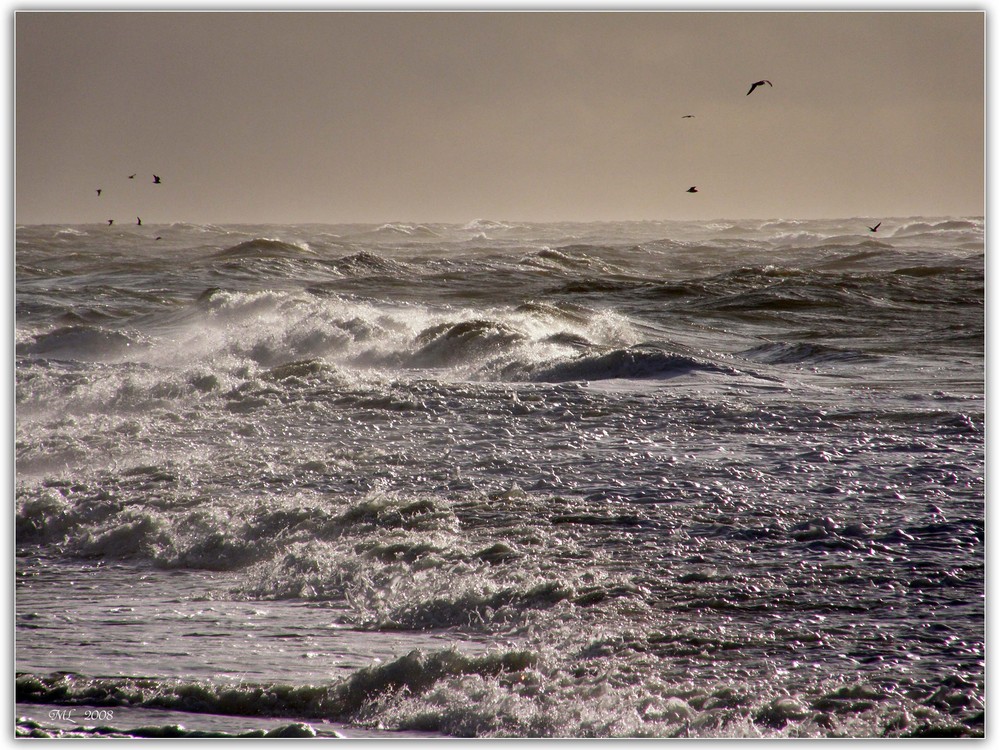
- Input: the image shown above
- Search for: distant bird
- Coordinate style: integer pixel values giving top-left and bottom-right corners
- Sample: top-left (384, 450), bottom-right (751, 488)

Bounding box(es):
top-left (155, 236), bottom-right (162, 241)
top-left (746, 79), bottom-right (773, 96)
top-left (96, 189), bottom-right (102, 197)
top-left (867, 222), bottom-right (881, 233)
top-left (686, 186), bottom-right (698, 193)
top-left (681, 115), bottom-right (695, 118)
top-left (137, 216), bottom-right (142, 226)
top-left (107, 219), bottom-right (114, 225)
top-left (152, 175), bottom-right (162, 184)
top-left (128, 173), bottom-right (136, 179)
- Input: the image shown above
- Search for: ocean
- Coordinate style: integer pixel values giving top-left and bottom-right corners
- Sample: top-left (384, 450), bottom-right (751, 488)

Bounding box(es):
top-left (15, 217), bottom-right (984, 738)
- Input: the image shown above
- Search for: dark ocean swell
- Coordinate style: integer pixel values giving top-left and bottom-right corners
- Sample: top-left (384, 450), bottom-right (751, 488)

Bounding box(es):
top-left (520, 346), bottom-right (742, 383)
top-left (213, 238), bottom-right (315, 259)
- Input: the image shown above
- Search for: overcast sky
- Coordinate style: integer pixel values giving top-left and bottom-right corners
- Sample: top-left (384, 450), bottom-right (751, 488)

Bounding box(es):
top-left (15, 10), bottom-right (984, 224)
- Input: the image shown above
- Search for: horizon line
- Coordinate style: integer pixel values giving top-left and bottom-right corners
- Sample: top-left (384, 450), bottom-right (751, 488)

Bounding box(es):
top-left (15, 213), bottom-right (984, 227)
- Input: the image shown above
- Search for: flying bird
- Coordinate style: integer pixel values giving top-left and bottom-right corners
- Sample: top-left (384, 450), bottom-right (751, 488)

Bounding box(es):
top-left (746, 80), bottom-right (773, 96)
top-left (867, 222), bottom-right (881, 233)
top-left (681, 115), bottom-right (695, 118)
top-left (137, 216), bottom-right (142, 226)
top-left (96, 189), bottom-right (102, 196)
top-left (128, 173), bottom-right (136, 179)
top-left (107, 219), bottom-right (114, 225)
top-left (152, 175), bottom-right (162, 184)
top-left (686, 186), bottom-right (698, 193)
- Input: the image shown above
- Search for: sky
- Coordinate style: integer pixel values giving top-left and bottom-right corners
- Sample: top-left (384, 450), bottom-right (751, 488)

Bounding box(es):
top-left (14, 9), bottom-right (985, 225)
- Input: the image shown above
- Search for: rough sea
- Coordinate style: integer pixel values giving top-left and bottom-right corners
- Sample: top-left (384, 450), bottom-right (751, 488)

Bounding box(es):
top-left (15, 217), bottom-right (984, 738)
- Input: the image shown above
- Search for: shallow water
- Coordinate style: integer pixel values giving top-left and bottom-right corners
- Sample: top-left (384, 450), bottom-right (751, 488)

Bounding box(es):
top-left (15, 217), bottom-right (983, 737)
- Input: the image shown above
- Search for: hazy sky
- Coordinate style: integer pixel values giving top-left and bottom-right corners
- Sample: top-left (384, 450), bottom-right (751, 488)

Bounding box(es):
top-left (15, 10), bottom-right (984, 224)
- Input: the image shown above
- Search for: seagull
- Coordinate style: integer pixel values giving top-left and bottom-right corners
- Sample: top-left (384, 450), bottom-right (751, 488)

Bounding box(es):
top-left (686, 186), bottom-right (698, 193)
top-left (746, 80), bottom-right (773, 96)
top-left (107, 219), bottom-right (114, 225)
top-left (128, 173), bottom-right (136, 179)
top-left (152, 175), bottom-right (162, 184)
top-left (137, 216), bottom-right (142, 226)
top-left (681, 115), bottom-right (695, 118)
top-left (867, 222), bottom-right (881, 232)
top-left (96, 189), bottom-right (102, 196)
top-left (155, 236), bottom-right (162, 240)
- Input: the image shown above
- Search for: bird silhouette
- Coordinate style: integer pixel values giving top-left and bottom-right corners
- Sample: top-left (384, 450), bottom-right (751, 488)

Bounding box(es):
top-left (152, 175), bottom-right (162, 184)
top-left (137, 216), bottom-right (142, 226)
top-left (681, 115), bottom-right (695, 118)
top-left (96, 189), bottom-right (102, 197)
top-left (107, 219), bottom-right (114, 225)
top-left (128, 174), bottom-right (136, 179)
top-left (686, 186), bottom-right (699, 193)
top-left (867, 222), bottom-right (881, 232)
top-left (746, 80), bottom-right (773, 96)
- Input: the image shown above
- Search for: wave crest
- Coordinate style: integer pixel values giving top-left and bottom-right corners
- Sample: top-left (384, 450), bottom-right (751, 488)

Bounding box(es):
top-left (214, 238), bottom-right (314, 259)
top-left (524, 347), bottom-right (738, 383)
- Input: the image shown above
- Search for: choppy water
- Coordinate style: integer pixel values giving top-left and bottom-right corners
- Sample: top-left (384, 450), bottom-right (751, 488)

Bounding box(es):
top-left (15, 217), bottom-right (983, 738)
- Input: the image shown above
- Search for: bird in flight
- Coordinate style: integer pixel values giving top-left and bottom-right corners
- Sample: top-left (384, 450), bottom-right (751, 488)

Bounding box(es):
top-left (681, 115), bottom-right (695, 118)
top-left (686, 186), bottom-right (699, 193)
top-left (128, 174), bottom-right (136, 179)
top-left (107, 219), bottom-right (114, 225)
top-left (137, 216), bottom-right (142, 226)
top-left (746, 80), bottom-right (773, 96)
top-left (867, 222), bottom-right (881, 232)
top-left (96, 189), bottom-right (102, 197)
top-left (153, 175), bottom-right (162, 184)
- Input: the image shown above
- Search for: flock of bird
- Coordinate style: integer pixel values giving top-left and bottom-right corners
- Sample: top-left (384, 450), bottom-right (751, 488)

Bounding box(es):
top-left (681, 80), bottom-right (773, 196)
top-left (95, 173), bottom-right (162, 232)
top-left (93, 78), bottom-right (881, 236)
top-left (683, 79), bottom-right (881, 233)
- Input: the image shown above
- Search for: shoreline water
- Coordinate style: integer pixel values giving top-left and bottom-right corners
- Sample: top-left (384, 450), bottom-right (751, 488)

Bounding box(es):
top-left (15, 702), bottom-right (444, 739)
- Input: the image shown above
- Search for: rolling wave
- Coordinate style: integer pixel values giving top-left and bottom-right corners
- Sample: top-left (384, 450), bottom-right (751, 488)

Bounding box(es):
top-left (519, 246), bottom-right (623, 275)
top-left (16, 648), bottom-right (537, 723)
top-left (213, 238), bottom-right (314, 259)
top-left (16, 325), bottom-right (147, 362)
top-left (739, 341), bottom-right (878, 365)
top-left (891, 218), bottom-right (982, 236)
top-left (357, 223), bottom-right (443, 239)
top-left (521, 346), bottom-right (741, 383)
top-left (412, 319), bottom-right (526, 368)
top-left (331, 251), bottom-right (411, 276)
